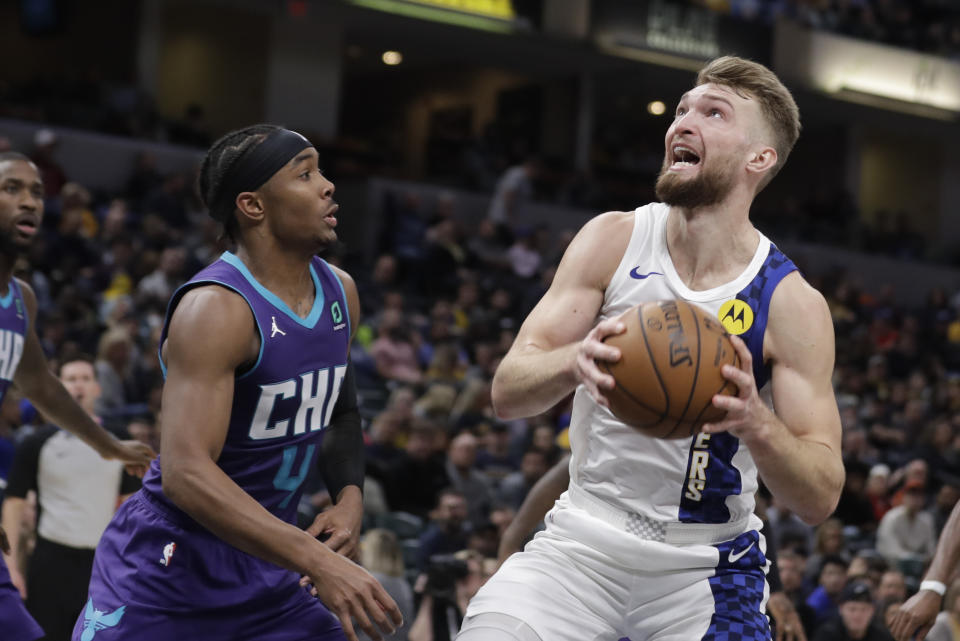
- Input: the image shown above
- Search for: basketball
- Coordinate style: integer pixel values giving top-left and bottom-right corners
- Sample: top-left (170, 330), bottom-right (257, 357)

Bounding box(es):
top-left (599, 300), bottom-right (740, 439)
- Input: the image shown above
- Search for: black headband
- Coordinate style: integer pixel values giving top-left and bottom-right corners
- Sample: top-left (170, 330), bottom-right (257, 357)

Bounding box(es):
top-left (214, 128), bottom-right (313, 215)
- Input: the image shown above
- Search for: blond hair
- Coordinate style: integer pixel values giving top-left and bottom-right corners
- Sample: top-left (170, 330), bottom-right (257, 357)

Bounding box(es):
top-left (359, 529), bottom-right (405, 577)
top-left (697, 56), bottom-right (801, 191)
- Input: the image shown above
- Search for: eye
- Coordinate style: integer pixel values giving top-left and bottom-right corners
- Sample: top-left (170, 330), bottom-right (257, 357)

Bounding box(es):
top-left (675, 107), bottom-right (686, 117)
top-left (709, 108), bottom-right (724, 118)
top-left (299, 171), bottom-right (311, 180)
top-left (4, 184), bottom-right (17, 194)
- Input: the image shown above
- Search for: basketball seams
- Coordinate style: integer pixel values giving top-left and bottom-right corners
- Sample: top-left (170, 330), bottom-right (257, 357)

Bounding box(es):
top-left (598, 360), bottom-right (667, 425)
top-left (684, 340), bottom-right (741, 437)
top-left (667, 305), bottom-right (703, 438)
top-left (638, 305), bottom-right (671, 423)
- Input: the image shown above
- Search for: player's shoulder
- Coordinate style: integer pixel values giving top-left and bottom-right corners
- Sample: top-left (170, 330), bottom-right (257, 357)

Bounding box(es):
top-left (770, 271), bottom-right (829, 319)
top-left (327, 263), bottom-right (357, 293)
top-left (569, 210), bottom-right (635, 252)
top-left (13, 277), bottom-right (36, 305)
top-left (766, 272), bottom-right (833, 353)
top-left (171, 284), bottom-right (253, 332)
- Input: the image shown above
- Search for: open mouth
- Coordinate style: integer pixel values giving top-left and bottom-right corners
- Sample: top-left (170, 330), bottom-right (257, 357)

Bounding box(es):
top-left (323, 204), bottom-right (339, 227)
top-left (670, 145), bottom-right (702, 169)
top-left (14, 216), bottom-right (39, 236)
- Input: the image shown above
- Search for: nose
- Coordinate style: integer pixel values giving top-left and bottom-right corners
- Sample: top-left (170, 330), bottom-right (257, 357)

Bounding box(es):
top-left (20, 193), bottom-right (38, 212)
top-left (320, 175), bottom-right (335, 199)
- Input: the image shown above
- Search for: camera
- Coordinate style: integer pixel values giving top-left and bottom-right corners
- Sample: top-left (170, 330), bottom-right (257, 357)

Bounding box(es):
top-left (425, 554), bottom-right (470, 600)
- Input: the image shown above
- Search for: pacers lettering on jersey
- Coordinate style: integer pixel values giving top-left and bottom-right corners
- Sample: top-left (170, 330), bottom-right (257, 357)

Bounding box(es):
top-left (662, 300), bottom-right (692, 367)
top-left (684, 431), bottom-right (712, 501)
top-left (0, 329), bottom-right (25, 382)
top-left (248, 364), bottom-right (347, 440)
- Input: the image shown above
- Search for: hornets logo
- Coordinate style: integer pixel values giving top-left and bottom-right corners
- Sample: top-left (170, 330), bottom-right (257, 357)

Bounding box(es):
top-left (717, 299), bottom-right (754, 335)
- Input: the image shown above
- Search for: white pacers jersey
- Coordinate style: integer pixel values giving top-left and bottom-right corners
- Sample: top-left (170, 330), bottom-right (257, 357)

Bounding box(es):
top-left (569, 202), bottom-right (798, 527)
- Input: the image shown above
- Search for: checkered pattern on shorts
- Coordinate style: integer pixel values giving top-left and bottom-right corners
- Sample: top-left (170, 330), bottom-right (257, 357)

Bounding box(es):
top-left (624, 512), bottom-right (666, 542)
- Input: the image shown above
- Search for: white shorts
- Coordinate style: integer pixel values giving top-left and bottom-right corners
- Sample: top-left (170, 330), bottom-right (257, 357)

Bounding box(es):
top-left (464, 491), bottom-right (771, 641)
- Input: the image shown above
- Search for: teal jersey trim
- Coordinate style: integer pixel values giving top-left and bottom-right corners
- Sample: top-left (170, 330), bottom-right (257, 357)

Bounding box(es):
top-left (220, 251), bottom-right (325, 329)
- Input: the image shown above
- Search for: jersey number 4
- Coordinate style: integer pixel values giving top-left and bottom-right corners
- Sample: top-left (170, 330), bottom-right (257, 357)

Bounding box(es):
top-left (273, 443), bottom-right (316, 509)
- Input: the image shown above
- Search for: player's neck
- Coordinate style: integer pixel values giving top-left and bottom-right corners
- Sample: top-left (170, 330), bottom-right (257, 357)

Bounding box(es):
top-left (233, 245), bottom-right (316, 312)
top-left (665, 204), bottom-right (758, 290)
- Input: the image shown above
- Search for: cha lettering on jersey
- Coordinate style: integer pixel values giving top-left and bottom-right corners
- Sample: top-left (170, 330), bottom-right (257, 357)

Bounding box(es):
top-left (248, 364), bottom-right (347, 439)
top-left (0, 329), bottom-right (25, 382)
top-left (684, 432), bottom-right (712, 501)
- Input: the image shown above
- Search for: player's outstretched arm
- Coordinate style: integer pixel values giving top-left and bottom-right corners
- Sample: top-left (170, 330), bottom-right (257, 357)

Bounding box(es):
top-left (890, 500), bottom-right (960, 641)
top-left (491, 212), bottom-right (633, 420)
top-left (705, 274), bottom-right (843, 525)
top-left (12, 279), bottom-right (155, 475)
top-left (498, 454), bottom-right (571, 565)
top-left (160, 286), bottom-right (401, 641)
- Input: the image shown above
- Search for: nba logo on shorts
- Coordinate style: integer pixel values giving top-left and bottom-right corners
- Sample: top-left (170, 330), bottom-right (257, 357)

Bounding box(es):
top-left (159, 541), bottom-right (177, 566)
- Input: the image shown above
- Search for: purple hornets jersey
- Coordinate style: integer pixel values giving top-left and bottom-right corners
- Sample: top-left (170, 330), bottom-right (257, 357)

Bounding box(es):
top-left (0, 281), bottom-right (42, 641)
top-left (142, 251), bottom-right (351, 525)
top-left (0, 279), bottom-right (27, 405)
top-left (76, 253), bottom-right (349, 641)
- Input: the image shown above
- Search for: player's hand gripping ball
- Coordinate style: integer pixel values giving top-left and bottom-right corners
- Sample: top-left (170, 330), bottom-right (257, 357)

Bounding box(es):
top-left (599, 300), bottom-right (740, 438)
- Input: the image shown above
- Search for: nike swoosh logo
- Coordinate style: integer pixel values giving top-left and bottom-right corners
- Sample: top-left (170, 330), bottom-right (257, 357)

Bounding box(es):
top-left (728, 541), bottom-right (754, 563)
top-left (629, 267), bottom-right (664, 280)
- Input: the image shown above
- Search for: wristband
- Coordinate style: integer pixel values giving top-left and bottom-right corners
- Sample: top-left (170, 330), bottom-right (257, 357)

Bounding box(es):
top-left (920, 580), bottom-right (947, 596)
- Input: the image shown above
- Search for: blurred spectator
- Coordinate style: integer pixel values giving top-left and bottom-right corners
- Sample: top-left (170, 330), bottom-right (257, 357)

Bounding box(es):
top-left (778, 549), bottom-right (818, 637)
top-left (445, 432), bottom-right (494, 527)
top-left (876, 570), bottom-right (907, 604)
top-left (812, 581), bottom-right (894, 641)
top-left (475, 422), bottom-right (517, 484)
top-left (417, 489), bottom-right (470, 572)
top-left (486, 157), bottom-right (541, 226)
top-left (806, 554), bottom-right (850, 626)
top-left (370, 308), bottom-right (423, 385)
top-left (30, 128), bottom-right (67, 197)
top-left (876, 479), bottom-right (937, 574)
top-left (94, 328), bottom-right (135, 417)
top-left (136, 245), bottom-right (187, 307)
top-left (385, 422), bottom-right (450, 519)
top-left (866, 464), bottom-right (893, 523)
top-left (498, 447), bottom-right (549, 511)
top-left (358, 529), bottom-right (415, 641)
top-left (807, 519), bottom-right (850, 586)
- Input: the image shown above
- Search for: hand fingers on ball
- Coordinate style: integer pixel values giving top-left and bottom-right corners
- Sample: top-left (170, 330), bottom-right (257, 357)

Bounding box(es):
top-left (594, 319), bottom-right (626, 339)
top-left (728, 335), bottom-right (753, 371)
top-left (586, 340), bottom-right (621, 364)
top-left (720, 364), bottom-right (754, 395)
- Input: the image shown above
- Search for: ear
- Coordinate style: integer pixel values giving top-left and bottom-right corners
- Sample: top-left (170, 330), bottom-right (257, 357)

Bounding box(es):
top-left (746, 146), bottom-right (778, 177)
top-left (235, 191), bottom-right (265, 224)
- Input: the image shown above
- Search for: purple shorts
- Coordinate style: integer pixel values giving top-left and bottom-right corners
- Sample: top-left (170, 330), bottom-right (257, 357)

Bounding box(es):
top-left (73, 491), bottom-right (344, 641)
top-left (0, 554), bottom-right (43, 641)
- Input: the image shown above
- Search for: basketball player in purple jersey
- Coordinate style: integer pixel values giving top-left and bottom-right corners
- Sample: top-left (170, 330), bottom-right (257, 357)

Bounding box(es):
top-left (459, 57), bottom-right (843, 641)
top-left (75, 126), bottom-right (403, 641)
top-left (0, 152), bottom-right (156, 641)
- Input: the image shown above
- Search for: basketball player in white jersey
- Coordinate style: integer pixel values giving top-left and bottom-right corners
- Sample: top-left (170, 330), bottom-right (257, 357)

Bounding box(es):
top-left (457, 57), bottom-right (844, 641)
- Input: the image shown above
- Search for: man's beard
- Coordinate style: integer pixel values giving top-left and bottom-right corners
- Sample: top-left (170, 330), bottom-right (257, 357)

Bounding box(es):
top-left (0, 228), bottom-right (31, 257)
top-left (655, 155), bottom-right (735, 210)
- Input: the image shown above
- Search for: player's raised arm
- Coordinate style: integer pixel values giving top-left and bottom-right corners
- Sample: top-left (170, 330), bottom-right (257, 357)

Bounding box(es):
top-left (706, 273), bottom-right (843, 524)
top-left (159, 285), bottom-right (400, 641)
top-left (491, 211), bottom-right (633, 420)
top-left (12, 279), bottom-right (155, 474)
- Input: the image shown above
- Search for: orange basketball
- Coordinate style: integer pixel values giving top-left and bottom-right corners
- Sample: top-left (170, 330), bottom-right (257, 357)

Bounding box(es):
top-left (598, 300), bottom-right (740, 439)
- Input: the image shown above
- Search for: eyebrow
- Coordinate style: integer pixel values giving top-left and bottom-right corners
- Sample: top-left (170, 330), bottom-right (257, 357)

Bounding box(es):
top-left (292, 151), bottom-right (315, 167)
top-left (677, 92), bottom-right (737, 109)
